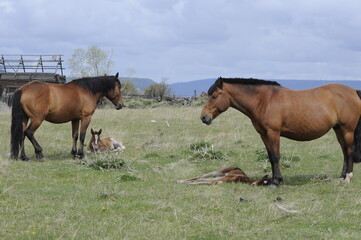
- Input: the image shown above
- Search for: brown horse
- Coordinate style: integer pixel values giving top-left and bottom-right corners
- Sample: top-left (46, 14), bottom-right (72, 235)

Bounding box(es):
top-left (177, 167), bottom-right (270, 186)
top-left (201, 77), bottom-right (361, 187)
top-left (87, 128), bottom-right (125, 153)
top-left (10, 73), bottom-right (123, 160)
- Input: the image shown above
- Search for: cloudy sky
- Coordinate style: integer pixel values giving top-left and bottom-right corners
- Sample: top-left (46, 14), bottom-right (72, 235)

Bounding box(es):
top-left (1, 0), bottom-right (361, 83)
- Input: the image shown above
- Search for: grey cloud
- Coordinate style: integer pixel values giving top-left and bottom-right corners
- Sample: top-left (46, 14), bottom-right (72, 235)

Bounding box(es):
top-left (1, 0), bottom-right (361, 82)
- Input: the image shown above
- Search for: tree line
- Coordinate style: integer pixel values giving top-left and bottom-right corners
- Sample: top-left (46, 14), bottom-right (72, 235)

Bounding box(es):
top-left (68, 46), bottom-right (171, 101)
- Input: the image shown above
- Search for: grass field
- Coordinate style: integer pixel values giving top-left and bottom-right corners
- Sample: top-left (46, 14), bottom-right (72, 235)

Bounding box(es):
top-left (1, 106), bottom-right (361, 239)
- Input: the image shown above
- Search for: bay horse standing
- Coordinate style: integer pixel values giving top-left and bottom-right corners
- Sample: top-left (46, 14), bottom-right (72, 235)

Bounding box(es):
top-left (201, 77), bottom-right (361, 187)
top-left (10, 73), bottom-right (123, 160)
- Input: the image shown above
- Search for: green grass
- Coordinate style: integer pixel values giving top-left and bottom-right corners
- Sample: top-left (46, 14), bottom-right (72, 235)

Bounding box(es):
top-left (1, 107), bottom-right (361, 239)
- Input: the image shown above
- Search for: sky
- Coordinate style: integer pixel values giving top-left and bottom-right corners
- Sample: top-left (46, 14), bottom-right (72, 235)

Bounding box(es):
top-left (1, 0), bottom-right (361, 83)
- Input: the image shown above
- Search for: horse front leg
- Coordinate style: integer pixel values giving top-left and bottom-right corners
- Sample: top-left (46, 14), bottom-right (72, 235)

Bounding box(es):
top-left (71, 120), bottom-right (80, 158)
top-left (261, 131), bottom-right (283, 187)
top-left (76, 116), bottom-right (92, 159)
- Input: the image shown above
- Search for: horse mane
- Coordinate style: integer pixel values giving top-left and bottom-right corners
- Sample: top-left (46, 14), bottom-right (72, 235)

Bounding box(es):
top-left (69, 75), bottom-right (120, 95)
top-left (208, 77), bottom-right (281, 95)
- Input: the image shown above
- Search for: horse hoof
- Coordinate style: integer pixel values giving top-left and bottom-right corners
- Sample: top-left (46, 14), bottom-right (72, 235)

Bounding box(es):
top-left (268, 183), bottom-right (279, 189)
top-left (74, 154), bottom-right (83, 159)
top-left (36, 154), bottom-right (44, 161)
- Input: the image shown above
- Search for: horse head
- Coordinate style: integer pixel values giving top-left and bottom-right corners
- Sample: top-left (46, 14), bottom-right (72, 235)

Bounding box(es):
top-left (200, 77), bottom-right (231, 125)
top-left (90, 128), bottom-right (102, 152)
top-left (106, 73), bottom-right (124, 110)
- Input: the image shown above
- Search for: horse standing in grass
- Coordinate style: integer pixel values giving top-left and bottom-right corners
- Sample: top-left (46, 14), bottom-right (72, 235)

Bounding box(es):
top-left (201, 77), bottom-right (361, 187)
top-left (11, 73), bottom-right (123, 160)
top-left (87, 128), bottom-right (125, 153)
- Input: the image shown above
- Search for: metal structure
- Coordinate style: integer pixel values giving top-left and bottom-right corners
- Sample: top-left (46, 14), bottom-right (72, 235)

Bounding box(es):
top-left (0, 54), bottom-right (66, 106)
top-left (0, 54), bottom-right (64, 75)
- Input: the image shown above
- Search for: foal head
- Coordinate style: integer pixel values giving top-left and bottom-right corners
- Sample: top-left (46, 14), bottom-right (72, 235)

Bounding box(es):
top-left (200, 78), bottom-right (231, 125)
top-left (90, 128), bottom-right (102, 152)
top-left (105, 73), bottom-right (124, 110)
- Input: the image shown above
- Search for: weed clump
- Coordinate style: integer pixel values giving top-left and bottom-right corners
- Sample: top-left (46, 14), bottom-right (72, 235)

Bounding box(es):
top-left (115, 174), bottom-right (140, 182)
top-left (255, 148), bottom-right (301, 171)
top-left (189, 141), bottom-right (226, 161)
top-left (80, 153), bottom-right (125, 170)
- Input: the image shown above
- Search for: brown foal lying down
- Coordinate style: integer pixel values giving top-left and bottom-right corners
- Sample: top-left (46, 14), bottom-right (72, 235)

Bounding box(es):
top-left (177, 167), bottom-right (271, 186)
top-left (87, 129), bottom-right (125, 153)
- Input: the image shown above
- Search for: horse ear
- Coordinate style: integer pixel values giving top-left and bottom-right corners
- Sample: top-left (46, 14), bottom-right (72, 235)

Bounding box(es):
top-left (216, 77), bottom-right (223, 89)
top-left (115, 72), bottom-right (119, 79)
top-left (91, 128), bottom-right (94, 134)
top-left (99, 129), bottom-right (102, 135)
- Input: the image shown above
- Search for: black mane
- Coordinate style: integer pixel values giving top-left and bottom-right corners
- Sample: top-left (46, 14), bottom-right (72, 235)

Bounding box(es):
top-left (69, 75), bottom-right (120, 95)
top-left (208, 77), bottom-right (281, 95)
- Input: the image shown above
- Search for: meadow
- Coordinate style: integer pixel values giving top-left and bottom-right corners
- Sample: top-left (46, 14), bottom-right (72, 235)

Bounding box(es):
top-left (0, 105), bottom-right (361, 239)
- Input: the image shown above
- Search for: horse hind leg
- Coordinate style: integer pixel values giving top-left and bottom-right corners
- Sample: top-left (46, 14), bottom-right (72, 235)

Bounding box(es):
top-left (26, 119), bottom-right (45, 160)
top-left (20, 118), bottom-right (29, 161)
top-left (343, 131), bottom-right (354, 183)
top-left (334, 127), bottom-right (354, 181)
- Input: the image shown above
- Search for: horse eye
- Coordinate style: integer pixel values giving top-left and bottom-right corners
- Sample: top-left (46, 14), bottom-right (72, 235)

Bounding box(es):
top-left (211, 94), bottom-right (218, 99)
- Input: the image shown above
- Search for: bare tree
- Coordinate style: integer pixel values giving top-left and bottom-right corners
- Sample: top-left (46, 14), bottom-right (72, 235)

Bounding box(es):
top-left (68, 46), bottom-right (113, 77)
top-left (144, 77), bottom-right (171, 101)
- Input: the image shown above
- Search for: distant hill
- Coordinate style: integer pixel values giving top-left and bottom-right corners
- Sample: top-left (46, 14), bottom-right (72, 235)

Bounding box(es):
top-left (169, 78), bottom-right (216, 97)
top-left (169, 78), bottom-right (361, 97)
top-left (119, 77), bottom-right (157, 91)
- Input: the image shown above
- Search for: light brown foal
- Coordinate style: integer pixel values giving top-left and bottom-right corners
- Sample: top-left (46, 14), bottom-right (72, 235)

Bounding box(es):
top-left (177, 167), bottom-right (270, 186)
top-left (87, 129), bottom-right (125, 153)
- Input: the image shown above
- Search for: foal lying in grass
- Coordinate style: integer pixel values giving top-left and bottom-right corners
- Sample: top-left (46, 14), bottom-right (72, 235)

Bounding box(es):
top-left (87, 129), bottom-right (125, 153)
top-left (177, 167), bottom-right (270, 186)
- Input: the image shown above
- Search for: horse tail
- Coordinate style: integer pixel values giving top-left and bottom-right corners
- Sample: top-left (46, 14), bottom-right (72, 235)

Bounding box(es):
top-left (352, 90), bottom-right (361, 163)
top-left (10, 90), bottom-right (27, 159)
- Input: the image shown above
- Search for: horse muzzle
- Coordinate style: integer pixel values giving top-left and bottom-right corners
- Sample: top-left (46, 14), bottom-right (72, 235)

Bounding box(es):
top-left (115, 102), bottom-right (124, 110)
top-left (200, 115), bottom-right (212, 125)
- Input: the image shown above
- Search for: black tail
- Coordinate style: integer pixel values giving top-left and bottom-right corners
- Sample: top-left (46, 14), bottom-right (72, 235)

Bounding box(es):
top-left (352, 90), bottom-right (361, 163)
top-left (10, 90), bottom-right (27, 159)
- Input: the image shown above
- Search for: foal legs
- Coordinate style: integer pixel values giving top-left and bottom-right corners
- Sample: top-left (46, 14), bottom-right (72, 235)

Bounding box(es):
top-left (177, 170), bottom-right (226, 184)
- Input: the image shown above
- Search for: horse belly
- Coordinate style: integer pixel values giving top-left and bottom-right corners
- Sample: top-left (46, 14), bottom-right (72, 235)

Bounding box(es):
top-left (281, 125), bottom-right (332, 141)
top-left (45, 108), bottom-right (80, 123)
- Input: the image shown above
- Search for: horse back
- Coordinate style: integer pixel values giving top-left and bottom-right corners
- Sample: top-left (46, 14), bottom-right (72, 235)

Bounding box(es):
top-left (257, 84), bottom-right (361, 140)
top-left (20, 81), bottom-right (97, 123)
